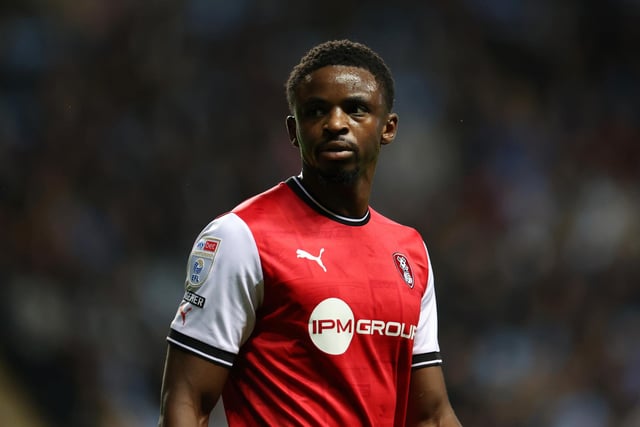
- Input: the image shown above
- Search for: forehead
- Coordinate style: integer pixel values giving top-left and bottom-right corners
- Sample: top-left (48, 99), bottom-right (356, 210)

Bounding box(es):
top-left (297, 65), bottom-right (380, 100)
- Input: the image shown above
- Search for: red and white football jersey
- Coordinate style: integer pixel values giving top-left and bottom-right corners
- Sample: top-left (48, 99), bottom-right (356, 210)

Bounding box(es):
top-left (168, 176), bottom-right (442, 426)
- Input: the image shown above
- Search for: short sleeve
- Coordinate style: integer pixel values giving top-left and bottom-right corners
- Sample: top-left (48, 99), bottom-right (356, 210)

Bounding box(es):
top-left (411, 242), bottom-right (442, 368)
top-left (167, 213), bottom-right (263, 367)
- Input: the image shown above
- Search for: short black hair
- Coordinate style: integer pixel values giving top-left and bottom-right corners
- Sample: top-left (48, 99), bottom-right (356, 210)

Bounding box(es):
top-left (286, 39), bottom-right (395, 113)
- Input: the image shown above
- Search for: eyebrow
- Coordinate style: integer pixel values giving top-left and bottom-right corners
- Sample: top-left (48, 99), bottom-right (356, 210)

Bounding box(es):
top-left (301, 94), bottom-right (374, 106)
top-left (343, 95), bottom-right (372, 105)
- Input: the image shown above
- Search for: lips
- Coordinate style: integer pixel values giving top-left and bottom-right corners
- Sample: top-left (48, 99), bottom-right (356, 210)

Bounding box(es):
top-left (319, 140), bottom-right (356, 153)
top-left (317, 140), bottom-right (356, 161)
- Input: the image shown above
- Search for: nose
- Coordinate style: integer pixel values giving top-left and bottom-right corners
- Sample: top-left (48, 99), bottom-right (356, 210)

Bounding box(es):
top-left (323, 107), bottom-right (348, 135)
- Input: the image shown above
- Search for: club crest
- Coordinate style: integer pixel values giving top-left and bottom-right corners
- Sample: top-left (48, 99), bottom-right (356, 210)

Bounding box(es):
top-left (393, 252), bottom-right (414, 288)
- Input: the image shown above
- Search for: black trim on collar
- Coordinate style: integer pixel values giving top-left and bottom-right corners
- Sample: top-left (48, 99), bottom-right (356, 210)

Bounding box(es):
top-left (285, 176), bottom-right (370, 226)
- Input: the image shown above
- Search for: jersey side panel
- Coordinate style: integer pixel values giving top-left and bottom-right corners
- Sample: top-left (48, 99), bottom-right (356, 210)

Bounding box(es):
top-left (411, 242), bottom-right (443, 367)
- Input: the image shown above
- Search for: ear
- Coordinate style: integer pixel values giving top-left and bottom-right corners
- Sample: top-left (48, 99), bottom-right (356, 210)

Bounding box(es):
top-left (380, 113), bottom-right (398, 146)
top-left (286, 115), bottom-right (299, 147)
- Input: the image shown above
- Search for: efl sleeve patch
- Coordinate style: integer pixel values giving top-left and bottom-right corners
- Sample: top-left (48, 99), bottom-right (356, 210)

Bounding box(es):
top-left (186, 238), bottom-right (221, 291)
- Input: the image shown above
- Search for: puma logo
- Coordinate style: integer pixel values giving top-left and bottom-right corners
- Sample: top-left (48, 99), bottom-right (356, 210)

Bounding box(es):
top-left (180, 305), bottom-right (193, 325)
top-left (296, 248), bottom-right (327, 272)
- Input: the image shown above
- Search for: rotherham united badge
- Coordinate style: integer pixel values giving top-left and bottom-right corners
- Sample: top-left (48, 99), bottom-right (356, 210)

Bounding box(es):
top-left (392, 252), bottom-right (414, 288)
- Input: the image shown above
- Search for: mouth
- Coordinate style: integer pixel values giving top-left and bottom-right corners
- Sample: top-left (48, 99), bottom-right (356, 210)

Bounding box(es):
top-left (318, 140), bottom-right (356, 160)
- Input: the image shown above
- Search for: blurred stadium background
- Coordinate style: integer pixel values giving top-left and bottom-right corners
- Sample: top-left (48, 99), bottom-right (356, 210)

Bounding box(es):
top-left (1, 1), bottom-right (639, 426)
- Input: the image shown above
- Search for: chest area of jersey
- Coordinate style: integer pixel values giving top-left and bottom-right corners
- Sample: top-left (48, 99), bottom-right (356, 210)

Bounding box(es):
top-left (254, 225), bottom-right (425, 327)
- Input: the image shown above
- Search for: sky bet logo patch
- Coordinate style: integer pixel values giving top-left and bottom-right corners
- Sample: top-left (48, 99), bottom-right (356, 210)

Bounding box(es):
top-left (202, 240), bottom-right (219, 252)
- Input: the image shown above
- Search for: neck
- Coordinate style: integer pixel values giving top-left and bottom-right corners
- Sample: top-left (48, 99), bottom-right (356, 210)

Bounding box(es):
top-left (298, 169), bottom-right (373, 218)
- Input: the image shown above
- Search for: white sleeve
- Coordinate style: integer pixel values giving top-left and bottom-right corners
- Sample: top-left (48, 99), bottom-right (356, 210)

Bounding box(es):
top-left (411, 242), bottom-right (442, 367)
top-left (167, 213), bottom-right (263, 367)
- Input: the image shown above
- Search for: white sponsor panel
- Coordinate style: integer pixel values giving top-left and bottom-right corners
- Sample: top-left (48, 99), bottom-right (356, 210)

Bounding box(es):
top-left (308, 298), bottom-right (417, 355)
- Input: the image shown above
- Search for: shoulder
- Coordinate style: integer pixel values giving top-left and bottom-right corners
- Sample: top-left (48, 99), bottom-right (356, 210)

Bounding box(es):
top-left (232, 181), bottom-right (294, 214)
top-left (369, 208), bottom-right (425, 242)
top-left (369, 208), bottom-right (432, 282)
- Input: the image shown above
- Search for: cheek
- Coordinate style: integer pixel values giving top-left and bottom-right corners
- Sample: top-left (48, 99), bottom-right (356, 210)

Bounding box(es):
top-left (295, 135), bottom-right (315, 159)
top-left (359, 123), bottom-right (385, 146)
top-left (296, 127), bottom-right (320, 150)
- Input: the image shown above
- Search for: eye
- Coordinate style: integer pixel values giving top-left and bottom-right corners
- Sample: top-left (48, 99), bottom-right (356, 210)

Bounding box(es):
top-left (345, 102), bottom-right (369, 117)
top-left (302, 104), bottom-right (327, 118)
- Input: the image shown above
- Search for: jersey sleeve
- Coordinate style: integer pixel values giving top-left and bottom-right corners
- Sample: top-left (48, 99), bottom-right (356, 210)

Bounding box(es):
top-left (167, 213), bottom-right (263, 367)
top-left (411, 242), bottom-right (442, 368)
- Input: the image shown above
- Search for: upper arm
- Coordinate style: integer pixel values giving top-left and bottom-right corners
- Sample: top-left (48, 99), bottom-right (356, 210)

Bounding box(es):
top-left (158, 344), bottom-right (230, 427)
top-left (406, 366), bottom-right (462, 427)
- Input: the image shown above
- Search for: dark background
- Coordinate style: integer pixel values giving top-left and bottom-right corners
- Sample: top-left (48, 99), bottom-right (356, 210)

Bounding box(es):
top-left (1, 1), bottom-right (639, 426)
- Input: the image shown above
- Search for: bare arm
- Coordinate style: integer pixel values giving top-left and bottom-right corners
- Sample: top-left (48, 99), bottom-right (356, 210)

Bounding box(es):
top-left (406, 365), bottom-right (462, 427)
top-left (158, 344), bottom-right (230, 427)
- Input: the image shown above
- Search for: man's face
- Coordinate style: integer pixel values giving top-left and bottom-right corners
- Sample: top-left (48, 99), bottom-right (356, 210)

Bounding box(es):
top-left (287, 65), bottom-right (397, 185)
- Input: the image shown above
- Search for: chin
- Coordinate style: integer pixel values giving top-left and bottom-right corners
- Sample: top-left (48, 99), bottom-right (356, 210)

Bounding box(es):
top-left (318, 168), bottom-right (360, 185)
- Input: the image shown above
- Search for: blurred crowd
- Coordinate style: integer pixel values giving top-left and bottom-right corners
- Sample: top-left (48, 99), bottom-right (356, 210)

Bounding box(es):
top-left (1, 1), bottom-right (639, 426)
